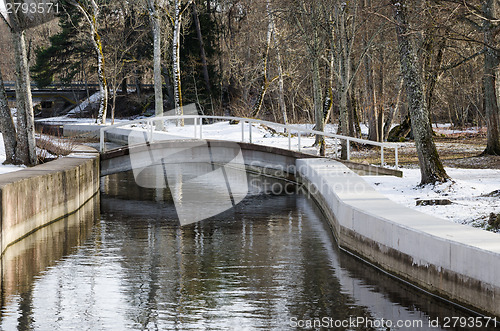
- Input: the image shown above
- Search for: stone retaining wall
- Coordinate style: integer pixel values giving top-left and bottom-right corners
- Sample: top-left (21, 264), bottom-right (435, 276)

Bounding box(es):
top-left (0, 148), bottom-right (99, 254)
top-left (297, 158), bottom-right (500, 318)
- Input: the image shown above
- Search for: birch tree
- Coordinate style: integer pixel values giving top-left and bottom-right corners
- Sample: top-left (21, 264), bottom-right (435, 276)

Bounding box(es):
top-left (70, 0), bottom-right (108, 124)
top-left (268, 0), bottom-right (287, 125)
top-left (250, 0), bottom-right (274, 118)
top-left (171, 0), bottom-right (193, 125)
top-left (147, 0), bottom-right (165, 129)
top-left (392, 0), bottom-right (449, 184)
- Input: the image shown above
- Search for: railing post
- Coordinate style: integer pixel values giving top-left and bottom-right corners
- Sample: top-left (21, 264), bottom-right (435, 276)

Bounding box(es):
top-left (298, 131), bottom-right (301, 152)
top-left (199, 117), bottom-right (203, 139)
top-left (395, 146), bottom-right (399, 169)
top-left (288, 129), bottom-right (291, 150)
top-left (381, 146), bottom-right (384, 166)
top-left (149, 120), bottom-right (154, 143)
top-left (249, 122), bottom-right (252, 143)
top-left (194, 117), bottom-right (198, 138)
top-left (335, 138), bottom-right (339, 158)
top-left (347, 139), bottom-right (350, 160)
top-left (241, 120), bottom-right (245, 142)
top-left (100, 127), bottom-right (105, 153)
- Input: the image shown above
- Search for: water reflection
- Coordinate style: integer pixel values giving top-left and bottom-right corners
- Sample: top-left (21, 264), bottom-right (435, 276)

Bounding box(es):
top-left (0, 195), bottom-right (99, 330)
top-left (0, 168), bottom-right (492, 330)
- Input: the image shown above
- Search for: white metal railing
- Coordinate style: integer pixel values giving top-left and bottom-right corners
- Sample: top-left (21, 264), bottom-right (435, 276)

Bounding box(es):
top-left (99, 115), bottom-right (399, 169)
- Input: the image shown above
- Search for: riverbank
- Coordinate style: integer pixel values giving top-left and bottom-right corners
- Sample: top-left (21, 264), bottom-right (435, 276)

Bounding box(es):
top-left (0, 145), bottom-right (99, 254)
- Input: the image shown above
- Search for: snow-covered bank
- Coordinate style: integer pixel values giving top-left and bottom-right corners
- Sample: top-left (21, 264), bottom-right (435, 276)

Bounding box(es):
top-left (0, 134), bottom-right (24, 174)
top-left (164, 121), bottom-right (499, 232)
top-left (33, 117), bottom-right (500, 233)
top-left (363, 168), bottom-right (500, 232)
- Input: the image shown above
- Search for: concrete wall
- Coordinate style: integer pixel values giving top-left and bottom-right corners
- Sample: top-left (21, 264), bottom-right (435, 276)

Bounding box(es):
top-left (0, 149), bottom-right (100, 254)
top-left (100, 139), bottom-right (313, 178)
top-left (297, 158), bottom-right (500, 318)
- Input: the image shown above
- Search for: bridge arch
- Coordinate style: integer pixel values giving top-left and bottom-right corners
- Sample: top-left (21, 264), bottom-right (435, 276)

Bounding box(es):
top-left (100, 140), bottom-right (310, 179)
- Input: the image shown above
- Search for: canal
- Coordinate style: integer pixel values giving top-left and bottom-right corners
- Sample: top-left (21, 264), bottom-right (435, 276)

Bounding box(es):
top-left (0, 167), bottom-right (489, 330)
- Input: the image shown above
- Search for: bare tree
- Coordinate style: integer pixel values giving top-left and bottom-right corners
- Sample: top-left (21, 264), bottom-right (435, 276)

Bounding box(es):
top-left (0, 67), bottom-right (16, 164)
top-left (104, 2), bottom-right (149, 124)
top-left (170, 0), bottom-right (193, 125)
top-left (70, 0), bottom-right (108, 124)
top-left (291, 1), bottom-right (326, 151)
top-left (1, 2), bottom-right (37, 165)
top-left (192, 0), bottom-right (212, 108)
top-left (147, 0), bottom-right (165, 129)
top-left (392, 0), bottom-right (449, 184)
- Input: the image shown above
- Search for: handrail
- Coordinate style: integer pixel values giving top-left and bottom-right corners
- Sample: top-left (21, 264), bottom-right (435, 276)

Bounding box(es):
top-left (99, 115), bottom-right (399, 169)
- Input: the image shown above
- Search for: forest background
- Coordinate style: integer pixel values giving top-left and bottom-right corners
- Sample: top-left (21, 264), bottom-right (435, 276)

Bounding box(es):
top-left (1, 0), bottom-right (500, 184)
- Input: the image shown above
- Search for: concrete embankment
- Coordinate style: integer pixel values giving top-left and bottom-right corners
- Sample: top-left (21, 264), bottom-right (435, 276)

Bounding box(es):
top-left (297, 158), bottom-right (500, 318)
top-left (0, 146), bottom-right (99, 255)
top-left (65, 123), bottom-right (499, 317)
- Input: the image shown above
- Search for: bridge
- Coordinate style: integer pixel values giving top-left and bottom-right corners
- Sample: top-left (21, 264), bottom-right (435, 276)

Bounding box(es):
top-left (3, 81), bottom-right (96, 105)
top-left (96, 115), bottom-right (402, 178)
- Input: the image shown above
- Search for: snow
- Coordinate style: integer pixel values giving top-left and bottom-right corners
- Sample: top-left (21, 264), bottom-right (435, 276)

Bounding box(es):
top-left (432, 123), bottom-right (483, 135)
top-left (162, 121), bottom-right (341, 154)
top-left (0, 134), bottom-right (24, 174)
top-left (363, 168), bottom-right (500, 232)
top-left (66, 91), bottom-right (101, 116)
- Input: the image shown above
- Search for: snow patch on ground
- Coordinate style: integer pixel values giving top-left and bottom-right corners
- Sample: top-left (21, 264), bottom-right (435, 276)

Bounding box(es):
top-left (432, 123), bottom-right (483, 135)
top-left (363, 168), bottom-right (500, 232)
top-left (0, 134), bottom-right (25, 174)
top-left (66, 91), bottom-right (101, 116)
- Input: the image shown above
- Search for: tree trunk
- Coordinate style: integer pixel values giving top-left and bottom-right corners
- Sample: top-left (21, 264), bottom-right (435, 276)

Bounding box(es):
top-left (337, 5), bottom-right (350, 159)
top-left (251, 3), bottom-right (273, 118)
top-left (347, 60), bottom-right (356, 137)
top-left (377, 49), bottom-right (385, 142)
top-left (267, 0), bottom-right (287, 125)
top-left (12, 30), bottom-right (37, 166)
top-left (312, 54), bottom-right (324, 151)
top-left (121, 76), bottom-right (128, 95)
top-left (148, 0), bottom-right (164, 130)
top-left (192, 1), bottom-right (212, 98)
top-left (0, 68), bottom-right (17, 164)
top-left (363, 0), bottom-right (379, 142)
top-left (173, 0), bottom-right (184, 125)
top-left (93, 28), bottom-right (107, 124)
top-left (484, 0), bottom-right (500, 155)
top-left (73, 0), bottom-right (108, 124)
top-left (393, 0), bottom-right (448, 185)
top-left (161, 64), bottom-right (175, 109)
top-left (383, 78), bottom-right (403, 141)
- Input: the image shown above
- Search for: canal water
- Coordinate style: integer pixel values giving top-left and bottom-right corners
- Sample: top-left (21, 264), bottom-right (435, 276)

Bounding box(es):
top-left (0, 167), bottom-right (490, 330)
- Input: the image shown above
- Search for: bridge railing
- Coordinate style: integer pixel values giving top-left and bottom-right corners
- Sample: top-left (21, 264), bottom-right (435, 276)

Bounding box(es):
top-left (3, 81), bottom-right (154, 90)
top-left (99, 115), bottom-right (399, 169)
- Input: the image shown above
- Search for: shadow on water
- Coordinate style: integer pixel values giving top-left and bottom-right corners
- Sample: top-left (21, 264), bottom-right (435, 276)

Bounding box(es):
top-left (0, 165), bottom-right (495, 330)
